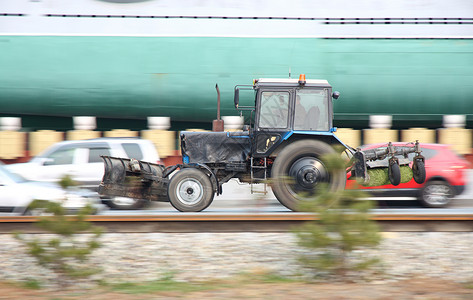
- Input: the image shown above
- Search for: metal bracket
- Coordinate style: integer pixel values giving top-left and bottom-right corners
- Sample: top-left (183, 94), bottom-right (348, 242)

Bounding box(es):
top-left (353, 149), bottom-right (369, 184)
top-left (185, 163), bottom-right (220, 196)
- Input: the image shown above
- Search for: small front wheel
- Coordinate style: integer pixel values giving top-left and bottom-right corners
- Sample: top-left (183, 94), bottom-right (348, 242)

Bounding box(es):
top-left (168, 168), bottom-right (215, 212)
top-left (412, 159), bottom-right (426, 184)
top-left (388, 161), bottom-right (401, 186)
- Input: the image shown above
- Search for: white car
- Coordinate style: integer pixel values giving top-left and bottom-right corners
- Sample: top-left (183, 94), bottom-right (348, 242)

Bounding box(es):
top-left (0, 162), bottom-right (102, 215)
top-left (6, 138), bottom-right (161, 210)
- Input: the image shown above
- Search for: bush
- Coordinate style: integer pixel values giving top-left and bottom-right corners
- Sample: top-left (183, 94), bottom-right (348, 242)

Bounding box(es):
top-left (14, 176), bottom-right (103, 287)
top-left (294, 153), bottom-right (382, 279)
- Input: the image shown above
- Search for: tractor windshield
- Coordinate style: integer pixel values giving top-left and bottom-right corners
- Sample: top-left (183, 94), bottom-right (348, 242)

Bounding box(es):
top-left (294, 89), bottom-right (329, 131)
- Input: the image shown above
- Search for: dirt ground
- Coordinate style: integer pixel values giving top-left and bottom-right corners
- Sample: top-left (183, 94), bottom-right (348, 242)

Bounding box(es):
top-left (0, 277), bottom-right (472, 300)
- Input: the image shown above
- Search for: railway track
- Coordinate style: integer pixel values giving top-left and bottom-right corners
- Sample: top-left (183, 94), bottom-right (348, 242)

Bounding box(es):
top-left (1, 212), bottom-right (473, 233)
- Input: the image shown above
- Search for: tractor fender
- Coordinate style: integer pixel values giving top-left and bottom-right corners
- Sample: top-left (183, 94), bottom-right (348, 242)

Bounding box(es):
top-left (182, 163), bottom-right (220, 195)
top-left (271, 132), bottom-right (349, 157)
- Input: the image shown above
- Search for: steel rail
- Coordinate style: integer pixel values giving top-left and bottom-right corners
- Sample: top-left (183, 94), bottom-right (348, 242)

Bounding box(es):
top-left (0, 213), bottom-right (473, 233)
top-left (2, 213), bottom-right (473, 222)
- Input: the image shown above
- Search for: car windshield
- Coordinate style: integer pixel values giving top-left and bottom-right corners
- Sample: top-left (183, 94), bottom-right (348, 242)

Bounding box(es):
top-left (0, 165), bottom-right (28, 183)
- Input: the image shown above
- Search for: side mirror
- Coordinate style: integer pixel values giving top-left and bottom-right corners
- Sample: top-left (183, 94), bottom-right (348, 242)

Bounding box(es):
top-left (332, 91), bottom-right (340, 99)
top-left (42, 158), bottom-right (55, 166)
top-left (234, 88), bottom-right (240, 108)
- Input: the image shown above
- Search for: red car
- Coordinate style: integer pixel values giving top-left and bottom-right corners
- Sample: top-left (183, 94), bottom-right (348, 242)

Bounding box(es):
top-left (346, 143), bottom-right (470, 208)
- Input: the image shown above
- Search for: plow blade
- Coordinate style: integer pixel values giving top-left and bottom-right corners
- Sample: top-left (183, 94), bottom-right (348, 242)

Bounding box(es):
top-left (98, 156), bottom-right (168, 202)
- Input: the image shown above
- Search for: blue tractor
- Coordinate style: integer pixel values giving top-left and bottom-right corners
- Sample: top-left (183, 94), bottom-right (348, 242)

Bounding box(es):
top-left (99, 75), bottom-right (425, 211)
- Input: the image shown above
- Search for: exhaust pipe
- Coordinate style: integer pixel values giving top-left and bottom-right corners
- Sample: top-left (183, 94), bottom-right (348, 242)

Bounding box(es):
top-left (212, 84), bottom-right (224, 131)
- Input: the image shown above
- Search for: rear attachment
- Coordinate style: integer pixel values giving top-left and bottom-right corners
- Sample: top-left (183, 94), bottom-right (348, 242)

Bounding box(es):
top-left (98, 156), bottom-right (169, 202)
top-left (352, 141), bottom-right (425, 186)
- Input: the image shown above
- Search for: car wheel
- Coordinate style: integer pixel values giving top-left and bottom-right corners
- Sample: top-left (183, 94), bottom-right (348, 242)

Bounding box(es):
top-left (103, 196), bottom-right (148, 210)
top-left (23, 207), bottom-right (52, 216)
top-left (419, 180), bottom-right (453, 208)
top-left (167, 168), bottom-right (215, 212)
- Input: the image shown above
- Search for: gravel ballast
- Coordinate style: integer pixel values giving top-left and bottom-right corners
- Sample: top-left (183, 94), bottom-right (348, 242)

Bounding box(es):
top-left (0, 232), bottom-right (472, 285)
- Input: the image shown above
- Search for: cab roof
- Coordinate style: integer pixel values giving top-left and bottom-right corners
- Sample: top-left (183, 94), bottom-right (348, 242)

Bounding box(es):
top-left (254, 78), bottom-right (331, 88)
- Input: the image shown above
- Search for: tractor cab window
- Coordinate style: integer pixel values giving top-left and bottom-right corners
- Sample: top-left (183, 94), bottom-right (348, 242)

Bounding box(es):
top-left (259, 91), bottom-right (290, 129)
top-left (294, 89), bottom-right (329, 131)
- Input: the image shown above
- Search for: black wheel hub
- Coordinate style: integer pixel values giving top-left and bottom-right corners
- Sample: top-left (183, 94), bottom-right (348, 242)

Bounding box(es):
top-left (297, 167), bottom-right (319, 188)
top-left (288, 157), bottom-right (328, 193)
top-left (186, 188), bottom-right (194, 195)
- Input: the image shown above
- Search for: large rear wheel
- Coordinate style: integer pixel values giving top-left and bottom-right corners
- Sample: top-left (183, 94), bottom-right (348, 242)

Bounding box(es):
top-left (271, 140), bottom-right (346, 211)
top-left (168, 168), bottom-right (215, 212)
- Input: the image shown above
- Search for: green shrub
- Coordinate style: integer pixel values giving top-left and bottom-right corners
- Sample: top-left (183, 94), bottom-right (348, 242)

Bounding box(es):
top-left (14, 176), bottom-right (103, 287)
top-left (294, 154), bottom-right (382, 279)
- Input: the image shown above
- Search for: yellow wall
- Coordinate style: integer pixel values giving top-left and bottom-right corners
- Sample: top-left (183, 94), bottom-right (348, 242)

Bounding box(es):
top-left (401, 128), bottom-right (435, 144)
top-left (67, 130), bottom-right (101, 140)
top-left (438, 128), bottom-right (472, 155)
top-left (0, 131), bottom-right (26, 159)
top-left (335, 128), bottom-right (361, 148)
top-left (103, 129), bottom-right (138, 138)
top-left (29, 130), bottom-right (64, 156)
top-left (363, 129), bottom-right (398, 145)
top-left (141, 130), bottom-right (176, 158)
top-left (1, 128), bottom-right (472, 159)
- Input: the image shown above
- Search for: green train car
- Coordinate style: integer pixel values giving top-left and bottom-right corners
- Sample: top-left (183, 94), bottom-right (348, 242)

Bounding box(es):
top-left (1, 0), bottom-right (472, 130)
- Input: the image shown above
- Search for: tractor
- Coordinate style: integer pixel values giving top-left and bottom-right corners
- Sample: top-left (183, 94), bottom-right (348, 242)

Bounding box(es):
top-left (98, 75), bottom-right (425, 211)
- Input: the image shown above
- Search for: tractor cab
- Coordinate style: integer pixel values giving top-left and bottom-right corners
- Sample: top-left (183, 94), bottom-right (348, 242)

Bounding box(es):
top-left (234, 74), bottom-right (341, 157)
top-left (254, 76), bottom-right (336, 132)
